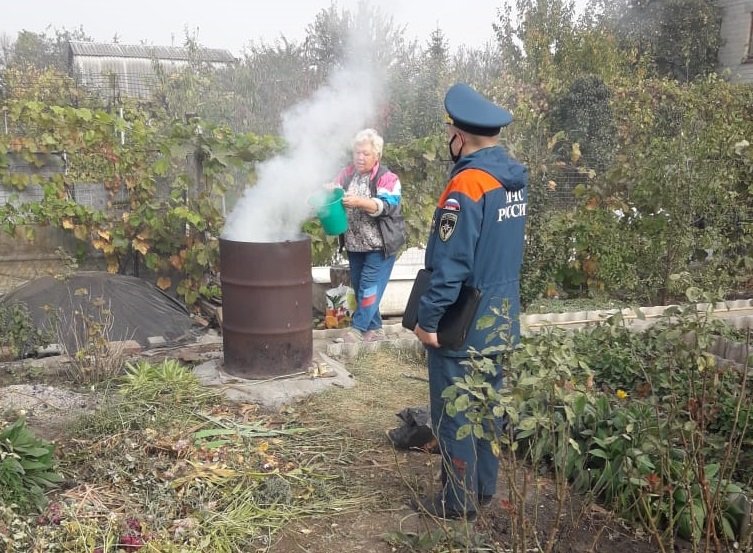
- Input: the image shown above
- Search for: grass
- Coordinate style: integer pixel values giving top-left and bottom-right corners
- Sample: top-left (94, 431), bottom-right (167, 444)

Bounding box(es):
top-left (300, 346), bottom-right (428, 435)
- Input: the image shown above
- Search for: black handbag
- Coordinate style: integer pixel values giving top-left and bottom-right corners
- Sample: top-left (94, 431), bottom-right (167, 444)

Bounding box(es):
top-left (402, 269), bottom-right (482, 350)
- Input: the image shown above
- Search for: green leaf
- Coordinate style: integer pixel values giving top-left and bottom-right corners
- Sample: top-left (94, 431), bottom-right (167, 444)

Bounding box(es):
top-left (201, 439), bottom-right (232, 449)
top-left (517, 418), bottom-right (537, 431)
top-left (686, 287), bottom-right (702, 303)
top-left (454, 394), bottom-right (470, 412)
top-left (476, 315), bottom-right (496, 330)
top-left (677, 512), bottom-right (693, 540)
top-left (193, 428), bottom-right (237, 440)
top-left (153, 157), bottom-right (170, 176)
top-left (18, 460), bottom-right (49, 471)
top-left (691, 501), bottom-right (705, 535)
top-left (704, 463), bottom-right (719, 480)
top-left (589, 448), bottom-right (609, 459)
top-left (76, 108), bottom-right (93, 122)
top-left (456, 425), bottom-right (472, 440)
top-left (720, 516), bottom-right (735, 540)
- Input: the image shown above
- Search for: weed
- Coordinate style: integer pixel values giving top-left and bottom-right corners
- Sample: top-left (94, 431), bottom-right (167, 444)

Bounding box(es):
top-left (0, 302), bottom-right (51, 360)
top-left (0, 417), bottom-right (62, 512)
top-left (53, 294), bottom-right (130, 385)
top-left (73, 359), bottom-right (219, 439)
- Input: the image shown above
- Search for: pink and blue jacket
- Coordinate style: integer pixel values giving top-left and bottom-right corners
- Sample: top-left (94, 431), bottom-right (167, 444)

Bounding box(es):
top-left (334, 162), bottom-right (406, 257)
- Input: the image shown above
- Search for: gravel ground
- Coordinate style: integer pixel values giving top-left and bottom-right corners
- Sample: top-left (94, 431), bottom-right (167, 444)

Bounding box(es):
top-left (0, 383), bottom-right (97, 439)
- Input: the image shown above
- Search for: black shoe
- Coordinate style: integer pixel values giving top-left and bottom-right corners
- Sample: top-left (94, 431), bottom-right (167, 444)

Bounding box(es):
top-left (410, 494), bottom-right (477, 521)
top-left (479, 494), bottom-right (494, 507)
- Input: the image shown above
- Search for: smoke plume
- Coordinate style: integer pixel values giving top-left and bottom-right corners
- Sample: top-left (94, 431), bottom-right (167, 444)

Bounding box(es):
top-left (222, 17), bottom-right (386, 243)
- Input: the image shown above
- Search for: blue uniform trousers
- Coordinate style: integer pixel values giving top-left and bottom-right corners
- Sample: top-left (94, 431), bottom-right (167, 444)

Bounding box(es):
top-left (348, 250), bottom-right (396, 332)
top-left (427, 348), bottom-right (503, 513)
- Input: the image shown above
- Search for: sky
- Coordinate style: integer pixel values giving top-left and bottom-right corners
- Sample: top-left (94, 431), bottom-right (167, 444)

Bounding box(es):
top-left (1, 0), bottom-right (586, 56)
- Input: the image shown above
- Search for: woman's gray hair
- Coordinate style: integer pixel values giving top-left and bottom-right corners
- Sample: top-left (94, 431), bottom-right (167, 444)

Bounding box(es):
top-left (353, 128), bottom-right (384, 158)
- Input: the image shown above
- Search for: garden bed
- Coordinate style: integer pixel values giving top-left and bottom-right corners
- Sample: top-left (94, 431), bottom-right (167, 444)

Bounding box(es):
top-left (1, 299), bottom-right (752, 552)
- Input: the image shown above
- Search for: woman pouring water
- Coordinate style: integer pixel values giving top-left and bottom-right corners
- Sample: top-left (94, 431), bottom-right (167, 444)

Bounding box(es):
top-left (329, 128), bottom-right (406, 343)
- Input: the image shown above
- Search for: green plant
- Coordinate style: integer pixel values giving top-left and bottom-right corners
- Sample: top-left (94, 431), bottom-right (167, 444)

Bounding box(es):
top-left (0, 302), bottom-right (50, 359)
top-left (550, 74), bottom-right (617, 170)
top-left (0, 418), bottom-right (62, 512)
top-left (120, 358), bottom-right (212, 403)
top-left (0, 95), bottom-right (283, 307)
top-left (73, 359), bottom-right (219, 441)
top-left (444, 289), bottom-right (753, 551)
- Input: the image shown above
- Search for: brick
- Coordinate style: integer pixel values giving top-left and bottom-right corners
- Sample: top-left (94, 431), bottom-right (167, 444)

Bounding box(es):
top-left (108, 340), bottom-right (142, 355)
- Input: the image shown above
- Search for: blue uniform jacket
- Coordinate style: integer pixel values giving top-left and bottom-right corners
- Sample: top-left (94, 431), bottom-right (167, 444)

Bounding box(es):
top-left (418, 146), bottom-right (528, 357)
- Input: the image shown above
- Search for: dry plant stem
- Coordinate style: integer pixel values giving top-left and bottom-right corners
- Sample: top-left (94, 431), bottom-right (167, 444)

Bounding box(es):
top-left (686, 325), bottom-right (722, 553)
top-left (713, 329), bottom-right (753, 550)
top-left (506, 455), bottom-right (524, 549)
top-left (541, 440), bottom-right (568, 553)
top-left (733, 331), bottom-right (753, 549)
top-left (636, 332), bottom-right (673, 553)
top-left (55, 293), bottom-right (129, 384)
top-left (586, 512), bottom-right (609, 553)
top-left (671, 332), bottom-right (704, 551)
top-left (638, 494), bottom-right (669, 553)
top-left (516, 466), bottom-right (530, 551)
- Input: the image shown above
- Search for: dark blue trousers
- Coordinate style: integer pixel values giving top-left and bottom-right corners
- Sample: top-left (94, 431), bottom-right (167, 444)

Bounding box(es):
top-left (427, 348), bottom-right (503, 513)
top-left (348, 250), bottom-right (396, 332)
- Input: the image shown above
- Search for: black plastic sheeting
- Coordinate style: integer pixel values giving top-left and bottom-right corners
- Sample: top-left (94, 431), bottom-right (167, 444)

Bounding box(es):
top-left (0, 272), bottom-right (195, 352)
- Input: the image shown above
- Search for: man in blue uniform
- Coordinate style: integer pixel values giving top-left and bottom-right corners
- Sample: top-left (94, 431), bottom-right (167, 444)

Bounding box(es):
top-left (412, 83), bottom-right (528, 520)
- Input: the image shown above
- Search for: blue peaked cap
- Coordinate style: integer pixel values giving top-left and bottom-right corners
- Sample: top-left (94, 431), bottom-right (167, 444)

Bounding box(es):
top-left (444, 83), bottom-right (513, 136)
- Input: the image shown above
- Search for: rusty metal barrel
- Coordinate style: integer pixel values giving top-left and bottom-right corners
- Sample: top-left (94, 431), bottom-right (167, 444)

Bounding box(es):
top-left (219, 236), bottom-right (312, 378)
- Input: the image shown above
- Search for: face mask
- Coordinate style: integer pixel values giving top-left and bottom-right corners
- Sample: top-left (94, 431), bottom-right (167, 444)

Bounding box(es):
top-left (448, 134), bottom-right (463, 163)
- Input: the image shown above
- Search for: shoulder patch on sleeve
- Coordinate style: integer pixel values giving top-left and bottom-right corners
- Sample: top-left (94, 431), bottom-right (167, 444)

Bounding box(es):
top-left (439, 212), bottom-right (458, 241)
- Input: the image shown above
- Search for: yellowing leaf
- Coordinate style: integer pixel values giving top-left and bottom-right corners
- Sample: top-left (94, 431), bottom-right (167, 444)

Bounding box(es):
top-left (122, 212), bottom-right (130, 223)
top-left (547, 180), bottom-right (557, 191)
top-left (582, 258), bottom-right (598, 276)
top-left (107, 261), bottom-right (119, 273)
top-left (132, 239), bottom-right (149, 255)
top-left (98, 229), bottom-right (111, 240)
top-left (170, 255), bottom-right (184, 270)
top-left (74, 288), bottom-right (89, 296)
top-left (156, 277), bottom-right (172, 290)
top-left (73, 225), bottom-right (88, 241)
top-left (571, 143), bottom-right (582, 164)
top-left (547, 130), bottom-right (565, 151)
top-left (62, 218), bottom-right (74, 230)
